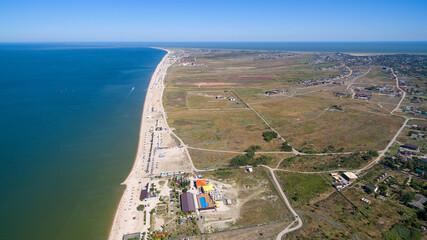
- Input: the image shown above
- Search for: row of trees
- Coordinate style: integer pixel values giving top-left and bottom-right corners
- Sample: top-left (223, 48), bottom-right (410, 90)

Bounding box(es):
top-left (229, 145), bottom-right (272, 167)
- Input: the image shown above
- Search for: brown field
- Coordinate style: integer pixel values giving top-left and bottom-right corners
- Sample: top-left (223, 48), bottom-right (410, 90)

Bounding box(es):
top-left (163, 49), bottom-right (407, 173)
top-left (248, 93), bottom-right (403, 152)
top-left (188, 149), bottom-right (240, 170)
top-left (167, 108), bottom-right (283, 151)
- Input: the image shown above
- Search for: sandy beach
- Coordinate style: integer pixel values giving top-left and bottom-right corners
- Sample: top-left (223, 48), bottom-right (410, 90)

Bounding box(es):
top-left (108, 48), bottom-right (193, 240)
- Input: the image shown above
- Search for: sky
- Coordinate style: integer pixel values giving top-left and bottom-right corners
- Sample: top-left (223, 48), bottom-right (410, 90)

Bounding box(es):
top-left (0, 0), bottom-right (426, 42)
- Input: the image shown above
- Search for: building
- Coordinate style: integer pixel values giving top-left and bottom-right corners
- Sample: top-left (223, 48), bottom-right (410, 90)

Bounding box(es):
top-left (209, 189), bottom-right (223, 201)
top-left (180, 192), bottom-right (196, 213)
top-left (343, 172), bottom-right (358, 181)
top-left (365, 183), bottom-right (379, 193)
top-left (202, 184), bottom-right (214, 193)
top-left (195, 180), bottom-right (207, 188)
top-left (401, 143), bottom-right (420, 152)
top-left (140, 183), bottom-right (150, 200)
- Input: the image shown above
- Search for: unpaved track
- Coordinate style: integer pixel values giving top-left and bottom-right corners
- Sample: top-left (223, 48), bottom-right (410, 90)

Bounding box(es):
top-left (263, 166), bottom-right (303, 239)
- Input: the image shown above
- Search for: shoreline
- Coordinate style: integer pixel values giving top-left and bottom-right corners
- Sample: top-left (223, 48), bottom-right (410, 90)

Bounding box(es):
top-left (108, 48), bottom-right (171, 240)
top-left (123, 47), bottom-right (169, 185)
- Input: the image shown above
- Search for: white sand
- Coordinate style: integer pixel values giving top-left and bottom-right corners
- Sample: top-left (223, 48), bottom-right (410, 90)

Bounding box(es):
top-left (108, 49), bottom-right (193, 240)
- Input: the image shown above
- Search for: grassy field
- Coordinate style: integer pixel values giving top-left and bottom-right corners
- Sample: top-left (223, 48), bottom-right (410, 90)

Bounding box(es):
top-left (247, 90), bottom-right (403, 152)
top-left (275, 172), bottom-right (333, 207)
top-left (188, 148), bottom-right (239, 169)
top-left (164, 50), bottom-right (405, 161)
top-left (279, 153), bottom-right (377, 172)
top-left (167, 108), bottom-right (283, 151)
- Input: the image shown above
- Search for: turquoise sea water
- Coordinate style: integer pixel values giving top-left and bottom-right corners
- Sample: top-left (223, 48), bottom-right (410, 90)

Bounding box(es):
top-left (0, 46), bottom-right (165, 240)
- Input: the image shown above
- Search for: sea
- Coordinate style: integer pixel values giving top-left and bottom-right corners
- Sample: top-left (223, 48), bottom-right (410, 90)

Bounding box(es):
top-left (0, 46), bottom-right (166, 240)
top-left (0, 41), bottom-right (426, 240)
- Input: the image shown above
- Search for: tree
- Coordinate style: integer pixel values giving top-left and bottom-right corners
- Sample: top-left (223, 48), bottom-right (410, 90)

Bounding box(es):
top-left (407, 160), bottom-right (415, 172)
top-left (402, 192), bottom-right (415, 204)
top-left (253, 155), bottom-right (272, 166)
top-left (281, 142), bottom-right (293, 152)
top-left (137, 204), bottom-right (145, 211)
top-left (262, 131), bottom-right (278, 142)
top-left (379, 185), bottom-right (387, 194)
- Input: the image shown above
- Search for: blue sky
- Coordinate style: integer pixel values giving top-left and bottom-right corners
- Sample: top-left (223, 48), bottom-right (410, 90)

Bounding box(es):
top-left (0, 0), bottom-right (426, 42)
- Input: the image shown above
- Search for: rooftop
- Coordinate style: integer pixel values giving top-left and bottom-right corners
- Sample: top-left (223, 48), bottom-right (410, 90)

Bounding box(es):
top-left (180, 192), bottom-right (196, 213)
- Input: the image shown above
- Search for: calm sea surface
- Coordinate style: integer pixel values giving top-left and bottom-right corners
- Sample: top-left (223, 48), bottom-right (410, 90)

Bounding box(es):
top-left (0, 46), bottom-right (165, 240)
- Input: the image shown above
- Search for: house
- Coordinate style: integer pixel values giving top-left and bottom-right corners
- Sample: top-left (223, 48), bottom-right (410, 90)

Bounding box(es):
top-left (408, 194), bottom-right (427, 210)
top-left (247, 168), bottom-right (253, 173)
top-left (202, 184), bottom-right (214, 193)
top-left (366, 183), bottom-right (379, 193)
top-left (401, 143), bottom-right (420, 152)
top-left (180, 192), bottom-right (196, 213)
top-left (195, 179), bottom-right (207, 188)
top-left (343, 172), bottom-right (358, 181)
top-left (140, 183), bottom-right (150, 200)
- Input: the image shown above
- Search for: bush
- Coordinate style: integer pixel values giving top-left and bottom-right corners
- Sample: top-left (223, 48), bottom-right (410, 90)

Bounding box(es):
top-left (137, 204), bottom-right (144, 211)
top-left (229, 146), bottom-right (268, 167)
top-left (368, 150), bottom-right (379, 157)
top-left (281, 142), bottom-right (293, 152)
top-left (262, 131), bottom-right (278, 142)
top-left (253, 155), bottom-right (272, 166)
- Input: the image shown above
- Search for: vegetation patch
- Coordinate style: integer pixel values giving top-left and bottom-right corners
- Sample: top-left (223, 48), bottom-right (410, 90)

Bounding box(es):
top-left (262, 131), bottom-right (278, 142)
top-left (276, 172), bottom-right (332, 206)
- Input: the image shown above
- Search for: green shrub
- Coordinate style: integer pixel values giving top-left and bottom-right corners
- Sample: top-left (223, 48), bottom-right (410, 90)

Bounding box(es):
top-left (281, 142), bottom-right (293, 152)
top-left (262, 131), bottom-right (278, 142)
top-left (137, 204), bottom-right (145, 211)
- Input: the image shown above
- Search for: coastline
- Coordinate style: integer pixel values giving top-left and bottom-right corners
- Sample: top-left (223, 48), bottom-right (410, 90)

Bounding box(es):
top-left (123, 47), bottom-right (169, 185)
top-left (108, 48), bottom-right (170, 240)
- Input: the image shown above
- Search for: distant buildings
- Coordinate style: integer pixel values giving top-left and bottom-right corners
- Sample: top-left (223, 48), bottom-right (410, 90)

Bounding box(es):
top-left (264, 89), bottom-right (284, 96)
top-left (181, 61), bottom-right (204, 67)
